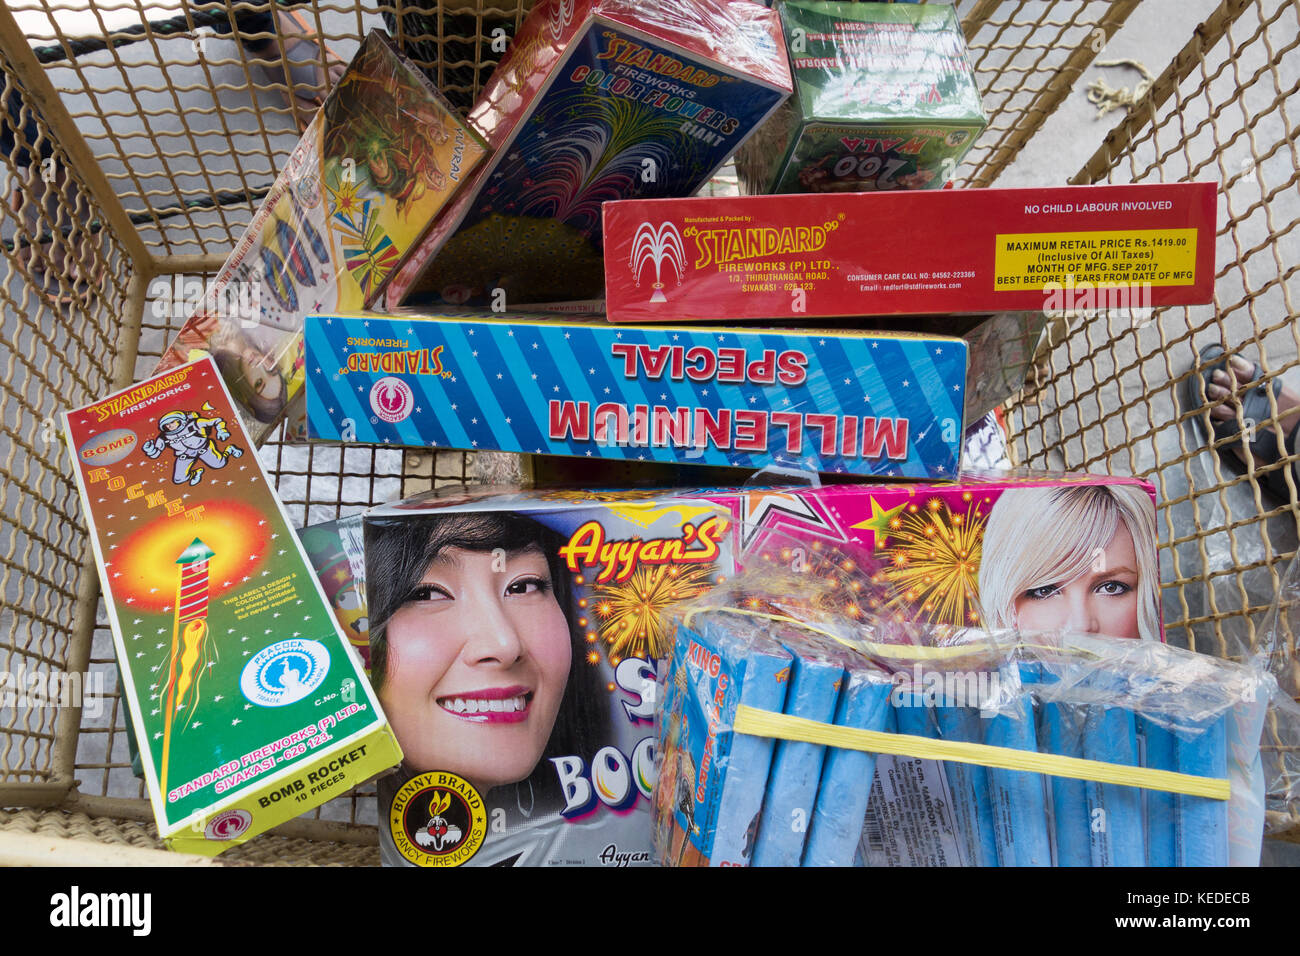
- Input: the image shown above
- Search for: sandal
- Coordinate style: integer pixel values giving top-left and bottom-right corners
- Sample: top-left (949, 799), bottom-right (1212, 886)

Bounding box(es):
top-left (1184, 343), bottom-right (1300, 500)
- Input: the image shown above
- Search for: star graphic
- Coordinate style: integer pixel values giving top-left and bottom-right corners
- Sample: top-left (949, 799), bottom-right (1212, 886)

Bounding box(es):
top-left (849, 496), bottom-right (911, 549)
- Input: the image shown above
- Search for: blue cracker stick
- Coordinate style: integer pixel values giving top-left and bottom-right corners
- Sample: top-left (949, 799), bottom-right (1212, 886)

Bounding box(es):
top-left (1083, 706), bottom-right (1145, 866)
top-left (1038, 701), bottom-right (1091, 867)
top-left (752, 631), bottom-right (844, 867)
top-left (893, 688), bottom-right (936, 738)
top-left (664, 615), bottom-right (794, 866)
top-left (983, 668), bottom-right (1052, 866)
top-left (802, 661), bottom-right (892, 866)
top-left (1136, 715), bottom-right (1177, 867)
top-left (702, 618), bottom-right (794, 867)
top-left (1175, 714), bottom-right (1229, 867)
top-left (936, 705), bottom-right (999, 867)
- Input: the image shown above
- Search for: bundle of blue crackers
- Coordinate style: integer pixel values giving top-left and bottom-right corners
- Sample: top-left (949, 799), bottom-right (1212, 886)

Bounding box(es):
top-left (654, 595), bottom-right (1274, 867)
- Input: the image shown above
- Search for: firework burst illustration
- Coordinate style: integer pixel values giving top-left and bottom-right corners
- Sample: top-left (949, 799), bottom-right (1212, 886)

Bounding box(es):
top-left (590, 563), bottom-right (716, 660)
top-left (326, 175), bottom-right (402, 297)
top-left (515, 91), bottom-right (687, 233)
top-left (871, 496), bottom-right (986, 627)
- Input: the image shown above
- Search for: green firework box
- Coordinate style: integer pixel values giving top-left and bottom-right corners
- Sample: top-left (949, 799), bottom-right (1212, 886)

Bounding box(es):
top-left (736, 0), bottom-right (985, 195)
top-left (153, 30), bottom-right (488, 446)
top-left (64, 358), bottom-right (401, 856)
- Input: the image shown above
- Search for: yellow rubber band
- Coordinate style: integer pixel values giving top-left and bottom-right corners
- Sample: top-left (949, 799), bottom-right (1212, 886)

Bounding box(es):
top-left (733, 705), bottom-right (1230, 800)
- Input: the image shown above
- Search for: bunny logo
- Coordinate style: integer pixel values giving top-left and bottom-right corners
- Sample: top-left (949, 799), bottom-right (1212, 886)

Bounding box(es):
top-left (369, 376), bottom-right (415, 424)
top-left (416, 791), bottom-right (462, 851)
top-left (389, 771), bottom-right (487, 867)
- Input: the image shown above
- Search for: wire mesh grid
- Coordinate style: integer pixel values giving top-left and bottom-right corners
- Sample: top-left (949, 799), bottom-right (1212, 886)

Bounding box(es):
top-left (11, 1), bottom-right (533, 259)
top-left (1, 0), bottom-right (1295, 855)
top-left (0, 48), bottom-right (136, 791)
top-left (957, 0), bottom-right (1140, 188)
top-left (1007, 0), bottom-right (1300, 659)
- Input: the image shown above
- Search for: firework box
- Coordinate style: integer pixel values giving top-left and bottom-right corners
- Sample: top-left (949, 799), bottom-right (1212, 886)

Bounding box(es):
top-left (710, 472), bottom-right (1162, 637)
top-left (381, 0), bottom-right (792, 308)
top-left (359, 468), bottom-right (1159, 865)
top-left (62, 358), bottom-right (402, 856)
top-left (735, 0), bottom-right (984, 195)
top-left (153, 30), bottom-right (488, 444)
top-left (602, 181), bottom-right (1218, 323)
top-left (363, 485), bottom-right (744, 866)
top-left (297, 515), bottom-right (371, 673)
top-left (301, 310), bottom-right (968, 479)
top-left (656, 614), bottom-right (791, 866)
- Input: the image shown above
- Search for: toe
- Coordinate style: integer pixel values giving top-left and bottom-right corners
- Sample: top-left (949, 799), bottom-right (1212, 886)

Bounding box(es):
top-left (1228, 354), bottom-right (1256, 383)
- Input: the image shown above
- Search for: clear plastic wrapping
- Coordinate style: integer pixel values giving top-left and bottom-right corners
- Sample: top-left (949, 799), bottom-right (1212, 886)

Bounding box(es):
top-left (655, 562), bottom-right (1281, 866)
top-left (1255, 549), bottom-right (1300, 837)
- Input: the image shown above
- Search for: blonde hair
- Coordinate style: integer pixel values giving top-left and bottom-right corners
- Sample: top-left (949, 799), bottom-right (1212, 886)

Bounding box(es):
top-left (977, 484), bottom-right (1160, 641)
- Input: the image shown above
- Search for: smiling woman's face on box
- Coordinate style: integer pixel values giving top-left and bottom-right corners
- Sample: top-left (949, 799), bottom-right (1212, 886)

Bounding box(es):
top-left (379, 545), bottom-right (572, 792)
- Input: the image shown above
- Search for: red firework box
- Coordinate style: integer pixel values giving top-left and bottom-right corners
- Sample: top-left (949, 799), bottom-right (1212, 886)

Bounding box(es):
top-left (381, 0), bottom-right (793, 309)
top-left (63, 358), bottom-right (401, 855)
top-left (602, 181), bottom-right (1217, 323)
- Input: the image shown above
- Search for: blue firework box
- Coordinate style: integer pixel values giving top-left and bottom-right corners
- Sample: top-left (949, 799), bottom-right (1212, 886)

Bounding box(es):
top-left (302, 311), bottom-right (967, 478)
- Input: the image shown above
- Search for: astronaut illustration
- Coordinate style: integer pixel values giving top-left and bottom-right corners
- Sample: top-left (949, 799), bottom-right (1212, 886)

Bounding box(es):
top-left (142, 403), bottom-right (243, 486)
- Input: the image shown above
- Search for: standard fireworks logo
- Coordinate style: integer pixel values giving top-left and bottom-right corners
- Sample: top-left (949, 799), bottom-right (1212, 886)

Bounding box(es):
top-left (549, 0), bottom-right (575, 40)
top-left (240, 639), bottom-right (330, 707)
top-left (629, 221), bottom-right (686, 303)
top-left (369, 376), bottom-right (415, 424)
top-left (205, 808), bottom-right (253, 841)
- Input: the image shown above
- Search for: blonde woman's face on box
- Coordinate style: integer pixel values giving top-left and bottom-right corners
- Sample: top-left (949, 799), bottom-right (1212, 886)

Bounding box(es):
top-left (1012, 524), bottom-right (1141, 639)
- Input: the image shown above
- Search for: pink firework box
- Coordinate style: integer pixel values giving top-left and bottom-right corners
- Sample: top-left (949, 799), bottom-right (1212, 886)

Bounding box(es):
top-left (707, 472), bottom-right (1163, 640)
top-left (382, 0), bottom-right (793, 308)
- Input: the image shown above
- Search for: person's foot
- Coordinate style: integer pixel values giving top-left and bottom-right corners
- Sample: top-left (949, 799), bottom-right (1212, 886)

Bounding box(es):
top-left (1204, 353), bottom-right (1300, 468)
top-left (246, 9), bottom-right (346, 132)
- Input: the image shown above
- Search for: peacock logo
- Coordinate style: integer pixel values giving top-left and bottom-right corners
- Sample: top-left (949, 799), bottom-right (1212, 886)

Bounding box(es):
top-left (629, 221), bottom-right (686, 304)
top-left (369, 376), bottom-right (415, 424)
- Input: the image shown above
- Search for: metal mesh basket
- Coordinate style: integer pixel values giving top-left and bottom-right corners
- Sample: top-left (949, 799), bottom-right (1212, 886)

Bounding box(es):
top-left (1, 0), bottom-right (1296, 864)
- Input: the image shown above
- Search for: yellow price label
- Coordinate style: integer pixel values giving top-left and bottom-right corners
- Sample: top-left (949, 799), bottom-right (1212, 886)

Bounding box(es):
top-left (994, 228), bottom-right (1198, 290)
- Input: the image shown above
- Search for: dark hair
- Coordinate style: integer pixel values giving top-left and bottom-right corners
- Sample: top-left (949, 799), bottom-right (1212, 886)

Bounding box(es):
top-left (212, 346), bottom-right (285, 424)
top-left (366, 510), bottom-right (609, 798)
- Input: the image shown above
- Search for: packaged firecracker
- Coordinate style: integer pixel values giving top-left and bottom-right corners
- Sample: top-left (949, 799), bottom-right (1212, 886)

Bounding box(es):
top-left (655, 569), bottom-right (1277, 866)
top-left (63, 358), bottom-right (402, 855)
top-left (297, 515), bottom-right (370, 672)
top-left (362, 486), bottom-right (743, 867)
top-left (357, 468), bottom-right (1162, 865)
top-left (302, 310), bottom-right (968, 479)
top-left (735, 0), bottom-right (986, 195)
top-left (602, 181), bottom-right (1217, 323)
top-left (381, 0), bottom-right (793, 308)
top-left (154, 30), bottom-right (488, 443)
